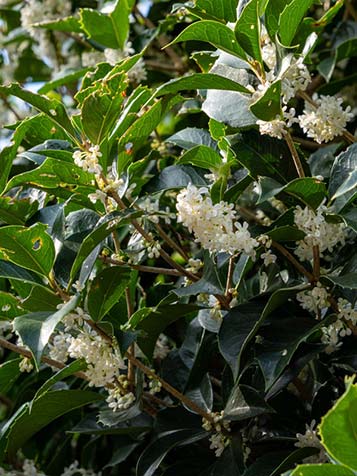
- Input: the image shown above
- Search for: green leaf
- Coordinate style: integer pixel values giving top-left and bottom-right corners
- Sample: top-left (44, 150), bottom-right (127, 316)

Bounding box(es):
top-left (266, 225), bottom-right (305, 242)
top-left (155, 73), bottom-right (250, 96)
top-left (167, 127), bottom-right (218, 150)
top-left (224, 384), bottom-right (274, 421)
top-left (136, 429), bottom-right (207, 476)
top-left (0, 292), bottom-right (23, 320)
top-left (5, 158), bottom-right (94, 193)
top-left (69, 210), bottom-right (141, 286)
top-left (0, 260), bottom-right (46, 288)
top-left (0, 389), bottom-right (102, 461)
top-left (35, 15), bottom-right (83, 33)
top-left (0, 196), bottom-right (38, 225)
top-left (321, 273), bottom-right (357, 290)
top-left (194, 0), bottom-right (237, 22)
top-left (329, 143), bottom-right (357, 201)
top-left (0, 121), bottom-right (27, 195)
top-left (258, 177), bottom-right (326, 209)
top-left (170, 20), bottom-right (247, 60)
top-left (177, 145), bottom-right (222, 170)
top-left (235, 0), bottom-right (262, 63)
top-left (218, 301), bottom-right (266, 378)
top-left (144, 165), bottom-right (207, 193)
top-left (320, 379), bottom-right (357, 470)
top-left (250, 80), bottom-right (282, 121)
top-left (34, 360), bottom-right (87, 400)
top-left (21, 285), bottom-right (62, 312)
top-left (340, 208), bottom-right (357, 233)
top-left (257, 317), bottom-right (320, 390)
top-left (0, 83), bottom-right (77, 140)
top-left (79, 1), bottom-right (132, 50)
top-left (0, 359), bottom-right (21, 395)
top-left (13, 294), bottom-right (80, 367)
top-left (279, 0), bottom-right (315, 46)
top-left (290, 465), bottom-right (355, 476)
top-left (0, 223), bottom-right (55, 277)
top-left (81, 72), bottom-right (128, 144)
top-left (265, 0), bottom-right (289, 40)
top-left (88, 267), bottom-right (131, 321)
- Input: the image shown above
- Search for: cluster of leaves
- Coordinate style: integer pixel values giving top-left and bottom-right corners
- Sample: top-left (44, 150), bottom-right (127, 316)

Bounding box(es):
top-left (0, 0), bottom-right (356, 475)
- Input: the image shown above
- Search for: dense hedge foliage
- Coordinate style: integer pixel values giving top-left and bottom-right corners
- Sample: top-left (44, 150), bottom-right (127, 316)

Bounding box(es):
top-left (0, 0), bottom-right (357, 475)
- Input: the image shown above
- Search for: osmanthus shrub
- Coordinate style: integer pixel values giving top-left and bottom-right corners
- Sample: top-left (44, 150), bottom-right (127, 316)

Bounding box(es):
top-left (0, 0), bottom-right (356, 475)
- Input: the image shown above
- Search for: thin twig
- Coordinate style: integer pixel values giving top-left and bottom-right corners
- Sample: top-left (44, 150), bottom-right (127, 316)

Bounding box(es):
top-left (271, 241), bottom-right (314, 282)
top-left (86, 320), bottom-right (216, 423)
top-left (0, 337), bottom-right (89, 381)
top-left (283, 131), bottom-right (306, 178)
top-left (100, 255), bottom-right (182, 276)
top-left (225, 256), bottom-right (235, 296)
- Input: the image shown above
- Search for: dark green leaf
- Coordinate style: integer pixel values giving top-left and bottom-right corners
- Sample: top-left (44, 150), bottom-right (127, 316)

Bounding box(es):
top-left (88, 267), bottom-right (131, 321)
top-left (136, 429), bottom-right (207, 476)
top-left (155, 73), bottom-right (250, 96)
top-left (329, 143), bottom-right (357, 201)
top-left (321, 273), bottom-right (357, 290)
top-left (144, 165), bottom-right (207, 193)
top-left (167, 127), bottom-right (217, 150)
top-left (250, 80), bottom-right (282, 121)
top-left (224, 384), bottom-right (274, 421)
top-left (0, 359), bottom-right (21, 395)
top-left (0, 389), bottom-right (102, 461)
top-left (0, 260), bottom-right (46, 287)
top-left (177, 145), bottom-right (222, 170)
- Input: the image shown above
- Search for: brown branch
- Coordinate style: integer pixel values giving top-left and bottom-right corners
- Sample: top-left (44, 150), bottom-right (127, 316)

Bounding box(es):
top-left (86, 320), bottom-right (216, 423)
top-left (271, 241), bottom-right (314, 282)
top-left (225, 256), bottom-right (235, 296)
top-left (283, 131), bottom-right (306, 178)
top-left (0, 337), bottom-right (89, 381)
top-left (100, 255), bottom-right (182, 276)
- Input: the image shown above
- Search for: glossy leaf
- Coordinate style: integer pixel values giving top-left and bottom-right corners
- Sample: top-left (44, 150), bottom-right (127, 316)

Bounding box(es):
top-left (156, 73), bottom-right (250, 96)
top-left (0, 223), bottom-right (55, 277)
top-left (250, 80), bottom-right (282, 121)
top-left (88, 267), bottom-right (131, 321)
top-left (177, 145), bottom-right (222, 170)
top-left (170, 21), bottom-right (247, 60)
top-left (235, 0), bottom-right (262, 63)
top-left (0, 389), bottom-right (102, 461)
top-left (279, 0), bottom-right (315, 46)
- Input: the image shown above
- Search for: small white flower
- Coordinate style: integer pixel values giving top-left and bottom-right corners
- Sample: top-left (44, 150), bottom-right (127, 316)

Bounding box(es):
top-left (298, 94), bottom-right (354, 143)
top-left (295, 420), bottom-right (328, 463)
top-left (19, 357), bottom-right (34, 373)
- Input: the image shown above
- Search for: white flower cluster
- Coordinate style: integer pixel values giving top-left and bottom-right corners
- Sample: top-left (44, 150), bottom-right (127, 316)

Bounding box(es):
top-left (106, 375), bottom-right (135, 412)
top-left (337, 298), bottom-right (357, 325)
top-left (73, 145), bottom-right (103, 176)
top-left (296, 283), bottom-right (330, 316)
top-left (21, 0), bottom-right (71, 35)
top-left (298, 94), bottom-right (354, 143)
top-left (257, 106), bottom-right (297, 139)
top-left (89, 174), bottom-right (125, 207)
top-left (19, 357), bottom-right (34, 373)
top-left (0, 459), bottom-right (101, 476)
top-left (68, 327), bottom-right (125, 387)
top-left (202, 411), bottom-right (231, 457)
top-left (295, 420), bottom-right (328, 464)
top-left (258, 235), bottom-right (277, 267)
top-left (321, 319), bottom-right (351, 354)
top-left (139, 197), bottom-right (175, 224)
top-left (294, 205), bottom-right (347, 261)
top-left (176, 184), bottom-right (258, 257)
